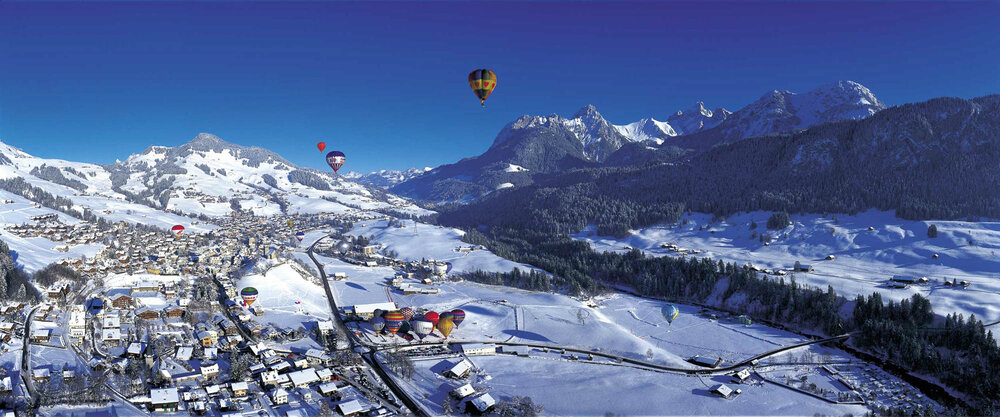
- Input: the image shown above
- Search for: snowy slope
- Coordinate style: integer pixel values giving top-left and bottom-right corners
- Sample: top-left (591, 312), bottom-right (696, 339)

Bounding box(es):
top-left (574, 210), bottom-right (1000, 321)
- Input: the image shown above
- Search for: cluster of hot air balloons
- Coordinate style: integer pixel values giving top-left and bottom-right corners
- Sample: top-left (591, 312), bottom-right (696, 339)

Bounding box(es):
top-left (368, 307), bottom-right (466, 340)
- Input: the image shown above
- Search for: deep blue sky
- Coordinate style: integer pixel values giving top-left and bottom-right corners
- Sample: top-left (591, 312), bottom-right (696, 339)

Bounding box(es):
top-left (0, 2), bottom-right (997, 173)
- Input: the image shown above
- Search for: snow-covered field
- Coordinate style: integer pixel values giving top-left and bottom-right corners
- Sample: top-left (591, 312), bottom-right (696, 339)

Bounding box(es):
top-left (348, 219), bottom-right (532, 274)
top-left (395, 352), bottom-right (868, 417)
top-left (574, 210), bottom-right (1000, 321)
top-left (237, 263), bottom-right (332, 331)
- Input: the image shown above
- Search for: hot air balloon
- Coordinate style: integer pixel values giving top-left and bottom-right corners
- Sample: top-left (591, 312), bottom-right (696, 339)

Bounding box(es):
top-left (446, 262), bottom-right (454, 274)
top-left (295, 231), bottom-right (305, 242)
top-left (171, 225), bottom-right (185, 238)
top-left (373, 309), bottom-right (386, 320)
top-left (371, 316), bottom-right (386, 333)
top-left (662, 304), bottom-right (680, 326)
top-left (451, 309), bottom-right (466, 327)
top-left (468, 69), bottom-right (497, 107)
top-left (240, 287), bottom-right (259, 308)
top-left (440, 311), bottom-right (454, 323)
top-left (317, 142), bottom-right (326, 152)
top-left (287, 220), bottom-right (294, 228)
top-left (423, 311), bottom-right (440, 327)
top-left (400, 307), bottom-right (414, 321)
top-left (337, 241), bottom-right (351, 255)
top-left (436, 317), bottom-right (455, 338)
top-left (384, 311), bottom-right (405, 336)
top-left (412, 318), bottom-right (433, 339)
top-left (399, 320), bottom-right (412, 335)
top-left (326, 151), bottom-right (346, 174)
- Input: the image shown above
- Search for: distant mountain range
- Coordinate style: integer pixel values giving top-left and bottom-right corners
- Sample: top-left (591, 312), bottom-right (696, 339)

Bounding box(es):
top-left (391, 80), bottom-right (885, 203)
top-left (441, 93), bottom-right (1000, 235)
top-left (345, 167), bottom-right (434, 188)
top-left (0, 133), bottom-right (425, 225)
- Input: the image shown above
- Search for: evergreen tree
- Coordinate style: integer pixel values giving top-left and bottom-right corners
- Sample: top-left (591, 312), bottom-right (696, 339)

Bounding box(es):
top-left (927, 224), bottom-right (938, 238)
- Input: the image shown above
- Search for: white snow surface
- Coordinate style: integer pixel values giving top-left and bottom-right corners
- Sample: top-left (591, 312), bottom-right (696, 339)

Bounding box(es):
top-left (574, 210), bottom-right (1000, 321)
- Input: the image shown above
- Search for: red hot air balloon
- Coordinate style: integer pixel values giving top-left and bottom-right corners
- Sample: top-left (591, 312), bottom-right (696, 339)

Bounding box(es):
top-left (383, 311), bottom-right (405, 336)
top-left (317, 142), bottom-right (326, 152)
top-left (171, 225), bottom-right (184, 238)
top-left (326, 151), bottom-right (346, 174)
top-left (400, 307), bottom-right (414, 321)
top-left (423, 311), bottom-right (440, 327)
top-left (451, 309), bottom-right (466, 327)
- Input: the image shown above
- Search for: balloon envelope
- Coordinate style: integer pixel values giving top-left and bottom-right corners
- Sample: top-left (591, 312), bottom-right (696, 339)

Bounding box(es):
top-left (384, 311), bottom-right (405, 335)
top-left (423, 311), bottom-right (439, 327)
top-left (440, 311), bottom-right (454, 322)
top-left (371, 316), bottom-right (386, 332)
top-left (240, 287), bottom-right (259, 307)
top-left (662, 304), bottom-right (680, 325)
top-left (326, 151), bottom-right (346, 173)
top-left (412, 318), bottom-right (434, 339)
top-left (451, 309), bottom-right (466, 327)
top-left (295, 231), bottom-right (305, 242)
top-left (468, 69), bottom-right (497, 107)
top-left (317, 142), bottom-right (326, 152)
top-left (436, 317), bottom-right (455, 338)
top-left (337, 241), bottom-right (351, 255)
top-left (171, 225), bottom-right (184, 238)
top-left (400, 307), bottom-right (414, 321)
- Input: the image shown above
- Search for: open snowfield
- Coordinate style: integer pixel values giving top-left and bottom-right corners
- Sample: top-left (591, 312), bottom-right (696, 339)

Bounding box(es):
top-left (574, 210), bottom-right (1000, 321)
top-left (395, 353), bottom-right (868, 417)
top-left (348, 219), bottom-right (532, 274)
top-left (237, 263), bottom-right (331, 331)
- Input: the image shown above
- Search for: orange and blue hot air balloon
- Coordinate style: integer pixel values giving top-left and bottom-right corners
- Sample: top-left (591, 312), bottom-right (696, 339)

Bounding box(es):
top-left (468, 69), bottom-right (497, 107)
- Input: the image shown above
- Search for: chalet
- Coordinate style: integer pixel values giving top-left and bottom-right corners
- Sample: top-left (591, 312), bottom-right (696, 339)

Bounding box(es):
top-left (451, 383), bottom-right (475, 399)
top-left (62, 369), bottom-right (75, 380)
top-left (443, 359), bottom-right (473, 379)
top-left (316, 368), bottom-right (333, 383)
top-left (230, 381), bottom-right (249, 397)
top-left (150, 388), bottom-right (180, 412)
top-left (793, 261), bottom-right (813, 272)
top-left (337, 399), bottom-right (365, 417)
top-left (197, 330), bottom-right (218, 347)
top-left (163, 306), bottom-right (185, 319)
top-left (0, 376), bottom-right (12, 393)
top-left (288, 369), bottom-right (319, 388)
top-left (687, 355), bottom-right (723, 368)
top-left (711, 384), bottom-right (739, 399)
top-left (136, 307), bottom-right (160, 320)
top-left (132, 281), bottom-right (160, 294)
top-left (733, 368), bottom-right (751, 382)
top-left (271, 388), bottom-right (289, 405)
top-left (111, 294), bottom-right (133, 309)
top-left (467, 393), bottom-right (496, 415)
top-left (30, 329), bottom-right (51, 343)
top-left (260, 370), bottom-right (280, 386)
top-left (318, 382), bottom-right (339, 398)
top-left (32, 368), bottom-right (50, 382)
top-left (305, 349), bottom-right (332, 366)
top-left (205, 384), bottom-right (221, 397)
top-left (200, 363), bottom-right (219, 378)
